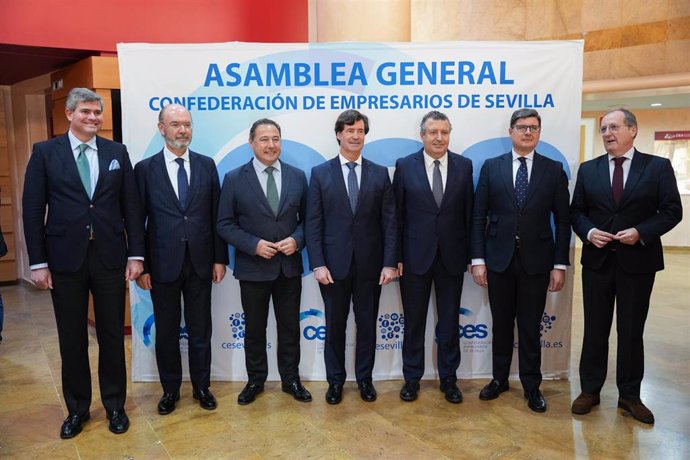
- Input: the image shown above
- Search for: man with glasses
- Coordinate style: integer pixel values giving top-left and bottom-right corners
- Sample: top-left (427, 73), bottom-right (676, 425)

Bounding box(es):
top-left (135, 104), bottom-right (228, 415)
top-left (570, 108), bottom-right (681, 424)
top-left (393, 111), bottom-right (474, 403)
top-left (471, 108), bottom-right (570, 413)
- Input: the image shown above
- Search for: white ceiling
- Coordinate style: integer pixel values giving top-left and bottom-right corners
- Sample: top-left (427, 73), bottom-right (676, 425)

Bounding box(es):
top-left (581, 85), bottom-right (690, 112)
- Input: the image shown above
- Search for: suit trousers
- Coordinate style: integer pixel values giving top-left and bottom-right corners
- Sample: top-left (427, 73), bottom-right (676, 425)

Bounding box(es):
top-left (239, 274), bottom-right (302, 385)
top-left (151, 249), bottom-right (212, 394)
top-left (400, 253), bottom-right (462, 382)
top-left (50, 240), bottom-right (127, 416)
top-left (580, 251), bottom-right (655, 398)
top-left (487, 246), bottom-right (549, 391)
top-left (320, 260), bottom-right (381, 384)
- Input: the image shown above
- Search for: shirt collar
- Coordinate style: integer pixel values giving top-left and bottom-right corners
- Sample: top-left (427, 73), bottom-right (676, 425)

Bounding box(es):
top-left (68, 130), bottom-right (97, 152)
top-left (163, 146), bottom-right (189, 163)
top-left (512, 150), bottom-right (534, 162)
top-left (423, 150), bottom-right (447, 168)
top-left (339, 153), bottom-right (362, 167)
top-left (608, 147), bottom-right (635, 162)
top-left (253, 157), bottom-right (280, 174)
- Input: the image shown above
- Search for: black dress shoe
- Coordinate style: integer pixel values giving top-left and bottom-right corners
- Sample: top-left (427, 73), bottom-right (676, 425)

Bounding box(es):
top-left (282, 380), bottom-right (312, 402)
top-left (106, 409), bottom-right (129, 434)
top-left (440, 376), bottom-right (463, 404)
top-left (325, 383), bottom-right (343, 405)
top-left (400, 380), bottom-right (420, 402)
top-left (358, 381), bottom-right (377, 402)
top-left (60, 412), bottom-right (89, 439)
top-left (193, 388), bottom-right (218, 410)
top-left (237, 383), bottom-right (264, 405)
top-left (157, 392), bottom-right (180, 415)
top-left (524, 389), bottom-right (547, 413)
top-left (479, 380), bottom-right (509, 401)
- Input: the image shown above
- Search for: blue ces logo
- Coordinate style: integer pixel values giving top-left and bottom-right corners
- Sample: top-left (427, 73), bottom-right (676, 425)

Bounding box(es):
top-left (378, 313), bottom-right (404, 340)
top-left (300, 308), bottom-right (326, 341)
top-left (459, 307), bottom-right (489, 340)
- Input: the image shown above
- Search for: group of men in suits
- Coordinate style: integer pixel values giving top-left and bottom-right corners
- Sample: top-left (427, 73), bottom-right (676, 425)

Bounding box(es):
top-left (22, 86), bottom-right (681, 440)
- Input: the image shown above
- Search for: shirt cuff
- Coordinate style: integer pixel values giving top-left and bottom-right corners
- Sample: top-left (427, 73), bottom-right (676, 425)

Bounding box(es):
top-left (128, 256), bottom-right (144, 261)
top-left (553, 264), bottom-right (567, 270)
top-left (586, 228), bottom-right (596, 242)
top-left (30, 263), bottom-right (49, 270)
top-left (471, 259), bottom-right (486, 266)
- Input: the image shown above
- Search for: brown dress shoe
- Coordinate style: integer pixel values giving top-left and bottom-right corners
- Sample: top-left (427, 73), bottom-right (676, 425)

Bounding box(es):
top-left (618, 398), bottom-right (654, 424)
top-left (571, 392), bottom-right (600, 414)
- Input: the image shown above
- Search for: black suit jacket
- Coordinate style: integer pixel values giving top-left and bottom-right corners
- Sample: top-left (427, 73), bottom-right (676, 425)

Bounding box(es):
top-left (393, 149), bottom-right (473, 276)
top-left (305, 156), bottom-right (396, 280)
top-left (216, 158), bottom-right (307, 282)
top-left (571, 150), bottom-right (682, 273)
top-left (134, 150), bottom-right (228, 283)
top-left (471, 151), bottom-right (571, 274)
top-left (23, 133), bottom-right (144, 272)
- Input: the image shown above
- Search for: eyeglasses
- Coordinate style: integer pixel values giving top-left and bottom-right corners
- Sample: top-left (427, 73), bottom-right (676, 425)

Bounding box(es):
top-left (600, 124), bottom-right (629, 134)
top-left (512, 125), bottom-right (541, 134)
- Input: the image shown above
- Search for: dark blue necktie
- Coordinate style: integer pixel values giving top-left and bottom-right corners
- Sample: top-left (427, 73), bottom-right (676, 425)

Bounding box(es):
top-left (515, 157), bottom-right (528, 208)
top-left (346, 162), bottom-right (358, 213)
top-left (175, 158), bottom-right (188, 208)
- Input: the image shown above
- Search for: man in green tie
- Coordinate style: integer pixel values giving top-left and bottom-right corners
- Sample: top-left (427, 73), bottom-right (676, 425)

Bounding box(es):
top-left (22, 87), bottom-right (145, 438)
top-left (216, 118), bottom-right (311, 405)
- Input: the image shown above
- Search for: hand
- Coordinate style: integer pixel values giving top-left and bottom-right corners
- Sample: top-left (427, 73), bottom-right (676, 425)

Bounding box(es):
top-left (125, 260), bottom-right (144, 281)
top-left (31, 267), bottom-right (53, 290)
top-left (379, 267), bottom-right (398, 285)
top-left (313, 266), bottom-right (334, 285)
top-left (615, 227), bottom-right (640, 245)
top-left (589, 228), bottom-right (616, 249)
top-left (471, 264), bottom-right (488, 288)
top-left (397, 262), bottom-right (403, 277)
top-left (255, 239), bottom-right (279, 259)
top-left (548, 269), bottom-right (565, 292)
top-left (136, 273), bottom-right (152, 290)
top-left (276, 237), bottom-right (298, 256)
top-left (212, 263), bottom-right (226, 284)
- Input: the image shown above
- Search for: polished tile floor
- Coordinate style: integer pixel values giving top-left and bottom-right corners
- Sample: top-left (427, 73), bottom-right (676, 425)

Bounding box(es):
top-left (0, 252), bottom-right (688, 459)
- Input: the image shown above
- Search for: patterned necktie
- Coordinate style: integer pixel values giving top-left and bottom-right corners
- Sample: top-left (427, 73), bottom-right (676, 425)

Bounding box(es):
top-left (612, 157), bottom-right (625, 204)
top-left (265, 166), bottom-right (279, 215)
top-left (346, 162), bottom-right (359, 213)
top-left (175, 158), bottom-right (189, 208)
top-left (515, 157), bottom-right (528, 208)
top-left (76, 143), bottom-right (91, 198)
top-left (432, 159), bottom-right (443, 207)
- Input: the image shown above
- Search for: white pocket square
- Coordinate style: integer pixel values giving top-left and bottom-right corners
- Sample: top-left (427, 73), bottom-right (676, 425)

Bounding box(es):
top-left (109, 159), bottom-right (121, 171)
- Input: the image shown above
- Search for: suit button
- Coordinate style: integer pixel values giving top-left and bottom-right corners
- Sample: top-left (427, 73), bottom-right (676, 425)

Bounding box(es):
top-left (89, 204), bottom-right (94, 208)
top-left (183, 216), bottom-right (188, 220)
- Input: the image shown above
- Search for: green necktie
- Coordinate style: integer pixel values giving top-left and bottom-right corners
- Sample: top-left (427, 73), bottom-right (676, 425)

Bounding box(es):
top-left (76, 144), bottom-right (91, 198)
top-left (265, 166), bottom-right (279, 215)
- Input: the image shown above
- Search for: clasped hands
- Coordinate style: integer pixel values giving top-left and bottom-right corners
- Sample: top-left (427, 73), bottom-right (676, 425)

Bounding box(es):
top-left (589, 227), bottom-right (639, 249)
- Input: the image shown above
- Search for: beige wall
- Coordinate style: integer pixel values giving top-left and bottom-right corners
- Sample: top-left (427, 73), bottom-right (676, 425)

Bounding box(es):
top-left (315, 0), bottom-right (690, 81)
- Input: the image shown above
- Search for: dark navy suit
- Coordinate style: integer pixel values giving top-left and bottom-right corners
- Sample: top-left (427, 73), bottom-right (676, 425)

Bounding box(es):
top-left (22, 133), bottom-right (144, 416)
top-left (305, 156), bottom-right (396, 384)
top-left (134, 150), bottom-right (227, 394)
top-left (393, 149), bottom-right (473, 382)
top-left (216, 159), bottom-right (307, 384)
top-left (571, 150), bottom-right (681, 398)
top-left (471, 151), bottom-right (570, 390)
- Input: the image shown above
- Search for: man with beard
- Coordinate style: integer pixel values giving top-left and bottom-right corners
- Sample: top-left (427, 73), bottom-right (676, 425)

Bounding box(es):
top-left (135, 104), bottom-right (228, 415)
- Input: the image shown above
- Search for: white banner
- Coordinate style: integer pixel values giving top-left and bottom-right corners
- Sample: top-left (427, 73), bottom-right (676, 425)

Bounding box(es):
top-left (118, 40), bottom-right (583, 382)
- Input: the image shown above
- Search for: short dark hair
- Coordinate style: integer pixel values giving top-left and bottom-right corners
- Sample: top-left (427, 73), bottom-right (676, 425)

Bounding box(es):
top-left (249, 118), bottom-right (281, 141)
top-left (420, 110), bottom-right (452, 133)
top-left (510, 108), bottom-right (541, 128)
top-left (334, 110), bottom-right (369, 144)
top-left (66, 87), bottom-right (103, 111)
top-left (605, 108), bottom-right (637, 129)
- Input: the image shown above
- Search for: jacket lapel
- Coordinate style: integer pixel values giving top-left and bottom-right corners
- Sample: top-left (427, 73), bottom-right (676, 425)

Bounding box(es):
top-left (595, 154), bottom-right (615, 208)
top-left (524, 152), bottom-right (546, 206)
top-left (58, 135), bottom-right (89, 199)
top-left (620, 150), bottom-right (646, 206)
top-left (499, 153), bottom-right (517, 210)
top-left (329, 157), bottom-right (352, 214)
top-left (412, 150), bottom-right (438, 210)
top-left (243, 159), bottom-right (274, 216)
top-left (277, 161), bottom-right (292, 216)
